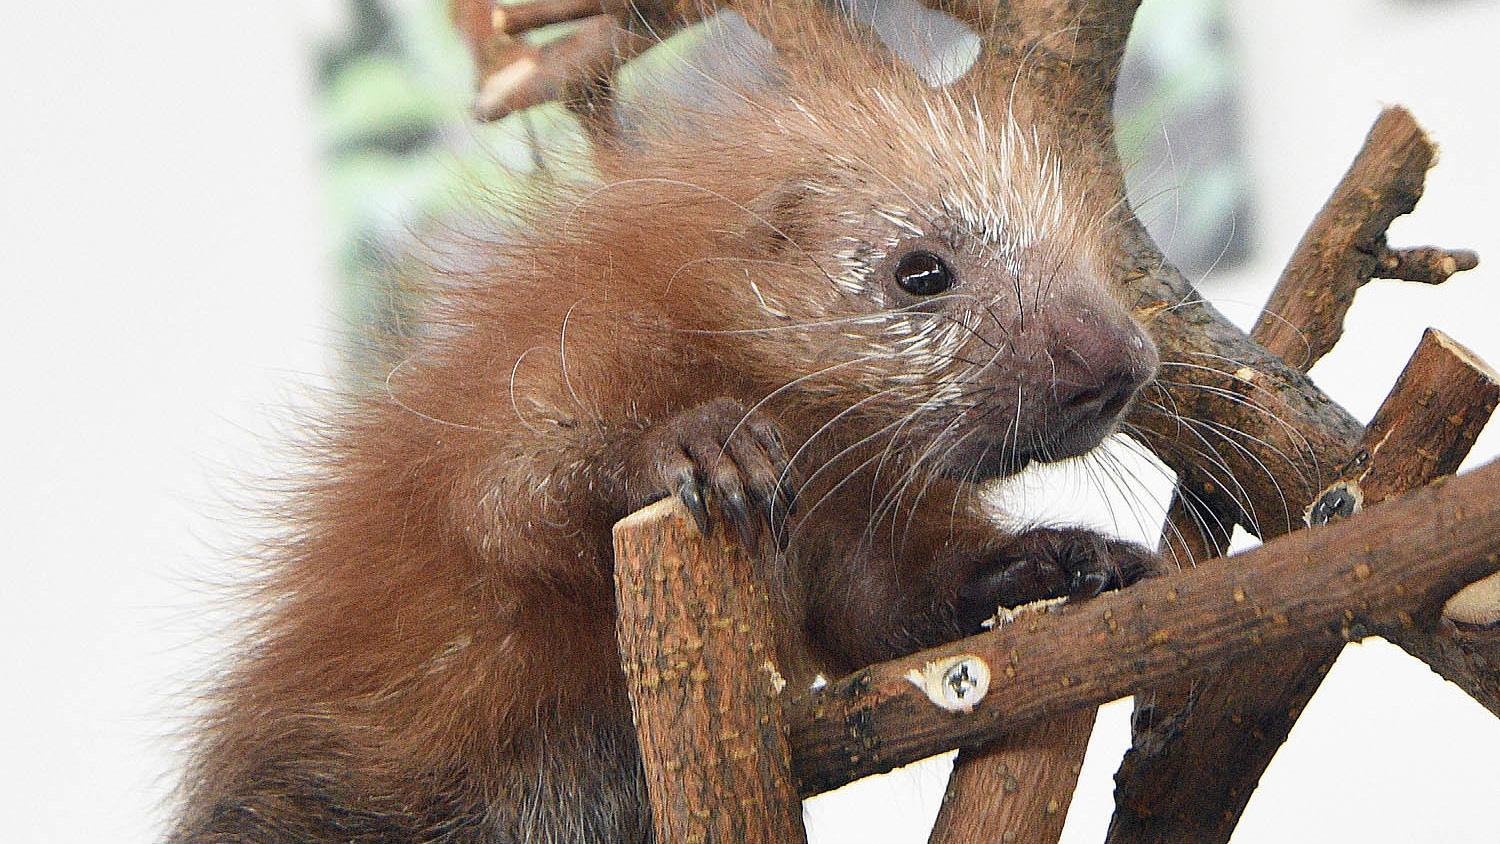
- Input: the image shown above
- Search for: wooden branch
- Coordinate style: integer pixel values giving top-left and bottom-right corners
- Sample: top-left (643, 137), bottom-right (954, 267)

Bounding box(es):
top-left (927, 710), bottom-right (1091, 844)
top-left (453, 1), bottom-right (710, 129)
top-left (783, 457), bottom-right (1500, 797)
top-left (492, 0), bottom-right (635, 36)
top-left (1109, 328), bottom-right (1500, 844)
top-left (1390, 587), bottom-right (1500, 720)
top-left (1320, 330), bottom-right (1500, 716)
top-left (1121, 228), bottom-right (1366, 539)
top-left (613, 499), bottom-right (807, 844)
top-left (1404, 572), bottom-right (1500, 717)
top-left (1249, 107), bottom-right (1477, 370)
top-left (1308, 329), bottom-right (1500, 520)
top-left (1378, 246), bottom-right (1480, 284)
top-left (473, 15), bottom-right (647, 125)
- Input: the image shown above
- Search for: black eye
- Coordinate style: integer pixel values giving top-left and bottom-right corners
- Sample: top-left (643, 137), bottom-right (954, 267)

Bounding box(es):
top-left (895, 250), bottom-right (953, 296)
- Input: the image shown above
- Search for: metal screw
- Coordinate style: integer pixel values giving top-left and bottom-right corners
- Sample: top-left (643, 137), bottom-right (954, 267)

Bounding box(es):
top-left (936, 656), bottom-right (990, 711)
top-left (945, 661), bottom-right (980, 701)
top-left (1308, 483), bottom-right (1360, 526)
top-left (907, 654), bottom-right (991, 712)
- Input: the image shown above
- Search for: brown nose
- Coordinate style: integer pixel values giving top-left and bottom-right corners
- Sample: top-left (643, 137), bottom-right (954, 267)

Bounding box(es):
top-left (1057, 366), bottom-right (1140, 423)
top-left (1043, 315), bottom-right (1156, 456)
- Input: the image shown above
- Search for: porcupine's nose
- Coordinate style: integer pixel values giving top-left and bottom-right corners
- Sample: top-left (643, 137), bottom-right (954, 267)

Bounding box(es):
top-left (1045, 311), bottom-right (1157, 457)
top-left (1058, 368), bottom-right (1139, 423)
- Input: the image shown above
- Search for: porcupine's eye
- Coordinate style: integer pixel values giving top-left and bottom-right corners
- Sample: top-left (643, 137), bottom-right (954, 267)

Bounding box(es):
top-left (894, 251), bottom-right (953, 296)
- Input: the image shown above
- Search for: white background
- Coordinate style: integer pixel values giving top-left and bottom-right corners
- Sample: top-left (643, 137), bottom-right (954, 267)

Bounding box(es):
top-left (2, 1), bottom-right (1498, 842)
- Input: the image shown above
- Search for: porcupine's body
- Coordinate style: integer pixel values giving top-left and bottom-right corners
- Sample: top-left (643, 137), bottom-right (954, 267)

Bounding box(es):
top-left (172, 6), bottom-right (1161, 842)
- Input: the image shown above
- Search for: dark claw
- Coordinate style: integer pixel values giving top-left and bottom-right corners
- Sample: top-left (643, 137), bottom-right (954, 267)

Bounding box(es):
top-left (723, 489), bottom-right (757, 549)
top-left (678, 480), bottom-right (710, 535)
top-left (1070, 568), bottom-right (1113, 598)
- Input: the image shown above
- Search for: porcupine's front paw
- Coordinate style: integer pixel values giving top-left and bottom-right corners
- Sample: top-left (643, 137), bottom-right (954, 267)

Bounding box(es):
top-left (955, 527), bottom-right (1163, 629)
top-left (622, 398), bottom-right (797, 548)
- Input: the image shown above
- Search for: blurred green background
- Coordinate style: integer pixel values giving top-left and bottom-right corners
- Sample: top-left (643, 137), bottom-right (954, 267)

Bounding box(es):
top-left (317, 0), bottom-right (1251, 341)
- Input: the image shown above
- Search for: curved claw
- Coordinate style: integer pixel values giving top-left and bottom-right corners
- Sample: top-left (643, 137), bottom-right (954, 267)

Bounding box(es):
top-left (722, 489), bottom-right (757, 550)
top-left (678, 479), bottom-right (711, 536)
top-left (1069, 568), bottom-right (1113, 599)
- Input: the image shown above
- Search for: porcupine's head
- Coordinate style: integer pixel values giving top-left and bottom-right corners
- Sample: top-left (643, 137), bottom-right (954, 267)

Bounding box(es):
top-left (679, 3), bottom-right (1159, 484)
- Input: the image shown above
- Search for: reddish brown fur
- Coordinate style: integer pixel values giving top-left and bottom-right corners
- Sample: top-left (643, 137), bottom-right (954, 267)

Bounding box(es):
top-left (173, 6), bottom-right (1159, 842)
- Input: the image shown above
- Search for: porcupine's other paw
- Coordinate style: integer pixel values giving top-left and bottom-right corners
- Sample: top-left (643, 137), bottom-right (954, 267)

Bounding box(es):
top-left (625, 398), bottom-right (797, 549)
top-left (955, 527), bottom-right (1164, 629)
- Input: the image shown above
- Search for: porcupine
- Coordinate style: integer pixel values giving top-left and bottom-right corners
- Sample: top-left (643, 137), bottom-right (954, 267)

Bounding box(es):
top-left (172, 4), bottom-right (1163, 841)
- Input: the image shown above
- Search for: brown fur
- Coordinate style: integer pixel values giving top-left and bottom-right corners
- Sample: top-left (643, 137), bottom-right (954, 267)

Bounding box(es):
top-left (173, 7), bottom-right (1159, 842)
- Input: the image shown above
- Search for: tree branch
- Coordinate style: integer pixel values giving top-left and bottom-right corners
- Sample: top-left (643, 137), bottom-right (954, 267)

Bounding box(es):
top-left (1249, 107), bottom-right (1477, 370)
top-left (453, 1), bottom-right (709, 132)
top-left (1377, 246), bottom-right (1480, 285)
top-left (928, 706), bottom-right (1092, 844)
top-left (1110, 328), bottom-right (1500, 843)
top-left (783, 457), bottom-right (1500, 797)
top-left (613, 498), bottom-right (807, 844)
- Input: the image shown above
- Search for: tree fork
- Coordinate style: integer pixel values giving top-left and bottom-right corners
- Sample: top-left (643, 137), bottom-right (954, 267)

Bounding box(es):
top-left (1110, 327), bottom-right (1500, 843)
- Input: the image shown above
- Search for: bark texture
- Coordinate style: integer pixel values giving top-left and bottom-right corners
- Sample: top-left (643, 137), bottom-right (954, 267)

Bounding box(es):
top-left (783, 458), bottom-right (1500, 796)
top-left (1250, 107), bottom-right (1438, 370)
top-left (928, 711), bottom-right (1091, 844)
top-left (613, 499), bottom-right (807, 844)
top-left (1110, 328), bottom-right (1500, 844)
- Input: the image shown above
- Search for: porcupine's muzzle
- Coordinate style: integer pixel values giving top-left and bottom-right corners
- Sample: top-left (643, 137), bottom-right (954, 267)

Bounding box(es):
top-left (1036, 305), bottom-right (1158, 462)
top-left (940, 293), bottom-right (1158, 482)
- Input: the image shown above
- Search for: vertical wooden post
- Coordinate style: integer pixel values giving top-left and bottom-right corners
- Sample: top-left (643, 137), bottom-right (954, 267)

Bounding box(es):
top-left (613, 498), bottom-right (808, 844)
top-left (928, 712), bottom-right (1091, 844)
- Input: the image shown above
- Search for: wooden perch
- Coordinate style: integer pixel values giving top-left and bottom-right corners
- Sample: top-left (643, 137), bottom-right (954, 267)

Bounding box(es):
top-left (928, 713), bottom-right (1089, 844)
top-left (453, 0), bottom-right (708, 128)
top-left (1249, 107), bottom-right (1478, 370)
top-left (780, 456), bottom-right (1500, 796)
top-left (613, 498), bottom-right (807, 844)
top-left (1110, 329), bottom-right (1500, 843)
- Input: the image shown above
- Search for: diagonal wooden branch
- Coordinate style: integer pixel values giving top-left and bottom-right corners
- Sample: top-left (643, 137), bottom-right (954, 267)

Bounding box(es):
top-left (781, 457), bottom-right (1500, 797)
top-left (1109, 327), bottom-right (1500, 844)
top-left (1250, 107), bottom-right (1477, 370)
top-left (453, 1), bottom-right (709, 131)
top-left (928, 699), bottom-right (1091, 844)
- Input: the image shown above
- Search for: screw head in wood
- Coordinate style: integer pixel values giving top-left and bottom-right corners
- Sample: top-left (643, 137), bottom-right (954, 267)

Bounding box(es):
top-left (905, 654), bottom-right (991, 713)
